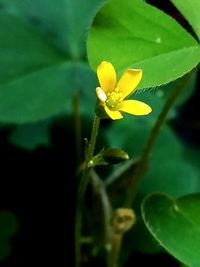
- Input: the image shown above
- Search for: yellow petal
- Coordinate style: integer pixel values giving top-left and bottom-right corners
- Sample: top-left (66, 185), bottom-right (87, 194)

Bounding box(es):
top-left (117, 69), bottom-right (142, 99)
top-left (97, 61), bottom-right (116, 93)
top-left (117, 100), bottom-right (152, 115)
top-left (104, 106), bottom-right (123, 120)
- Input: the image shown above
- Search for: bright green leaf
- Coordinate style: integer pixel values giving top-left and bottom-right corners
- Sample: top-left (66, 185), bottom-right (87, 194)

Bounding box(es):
top-left (87, 0), bottom-right (200, 89)
top-left (142, 193), bottom-right (200, 267)
top-left (170, 0), bottom-right (200, 41)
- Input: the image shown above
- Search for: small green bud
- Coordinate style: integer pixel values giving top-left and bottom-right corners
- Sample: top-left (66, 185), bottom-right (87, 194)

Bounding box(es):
top-left (103, 148), bottom-right (129, 164)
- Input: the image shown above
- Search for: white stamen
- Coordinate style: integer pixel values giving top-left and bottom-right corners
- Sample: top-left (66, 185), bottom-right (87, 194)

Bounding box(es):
top-left (96, 87), bottom-right (107, 102)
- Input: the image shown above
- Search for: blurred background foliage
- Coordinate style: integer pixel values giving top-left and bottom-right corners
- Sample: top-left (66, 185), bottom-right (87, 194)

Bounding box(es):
top-left (0, 0), bottom-right (200, 266)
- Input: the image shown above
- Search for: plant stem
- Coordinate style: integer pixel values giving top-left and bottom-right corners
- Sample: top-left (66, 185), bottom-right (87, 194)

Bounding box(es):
top-left (108, 233), bottom-right (123, 267)
top-left (86, 115), bottom-right (100, 162)
top-left (125, 73), bottom-right (192, 207)
top-left (75, 115), bottom-right (100, 267)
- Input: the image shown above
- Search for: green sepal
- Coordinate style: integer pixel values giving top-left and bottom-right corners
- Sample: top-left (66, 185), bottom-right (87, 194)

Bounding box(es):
top-left (95, 100), bottom-right (109, 119)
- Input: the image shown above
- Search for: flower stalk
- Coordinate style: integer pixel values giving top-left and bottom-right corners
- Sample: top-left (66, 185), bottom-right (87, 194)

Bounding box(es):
top-left (75, 60), bottom-right (153, 267)
top-left (108, 208), bottom-right (136, 267)
top-left (75, 115), bottom-right (100, 267)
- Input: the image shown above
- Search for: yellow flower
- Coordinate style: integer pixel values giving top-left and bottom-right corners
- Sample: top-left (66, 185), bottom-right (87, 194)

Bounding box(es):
top-left (96, 61), bottom-right (152, 120)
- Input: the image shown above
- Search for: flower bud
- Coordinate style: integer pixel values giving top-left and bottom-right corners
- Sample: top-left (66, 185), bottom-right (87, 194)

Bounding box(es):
top-left (111, 208), bottom-right (136, 234)
top-left (103, 148), bottom-right (129, 164)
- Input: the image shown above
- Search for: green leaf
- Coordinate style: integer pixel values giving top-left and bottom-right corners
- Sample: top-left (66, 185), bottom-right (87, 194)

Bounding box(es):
top-left (105, 103), bottom-right (200, 257)
top-left (0, 62), bottom-right (69, 123)
top-left (0, 61), bottom-right (97, 123)
top-left (106, 118), bottom-right (199, 202)
top-left (0, 1), bottom-right (101, 124)
top-left (121, 216), bottom-right (161, 264)
top-left (170, 0), bottom-right (200, 41)
top-left (140, 158), bottom-right (199, 198)
top-left (157, 68), bottom-right (198, 109)
top-left (0, 0), bottom-right (18, 14)
top-left (5, 0), bottom-right (104, 58)
top-left (0, 13), bottom-right (63, 85)
top-left (9, 119), bottom-right (51, 150)
top-left (182, 146), bottom-right (200, 175)
top-left (73, 63), bottom-right (98, 116)
top-left (106, 117), bottom-right (181, 159)
top-left (0, 13), bottom-right (69, 123)
top-left (0, 211), bottom-right (19, 261)
top-left (142, 193), bottom-right (200, 267)
top-left (138, 125), bottom-right (199, 197)
top-left (87, 0), bottom-right (200, 89)
top-left (0, 12), bottom-right (97, 123)
top-left (0, 59), bottom-right (95, 123)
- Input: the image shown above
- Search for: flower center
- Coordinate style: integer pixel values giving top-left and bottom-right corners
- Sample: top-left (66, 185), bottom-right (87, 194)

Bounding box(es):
top-left (106, 88), bottom-right (123, 110)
